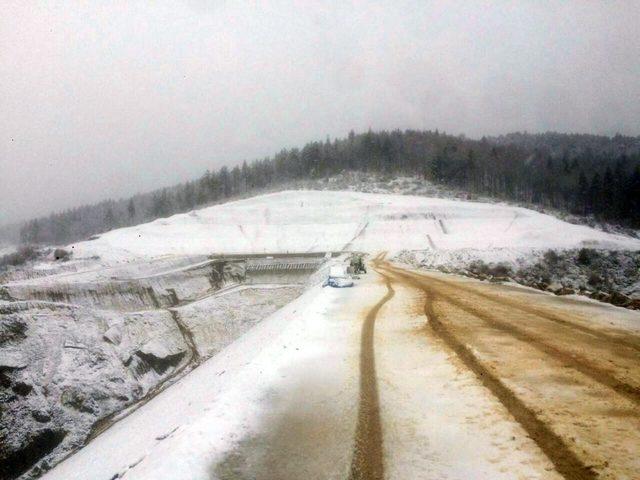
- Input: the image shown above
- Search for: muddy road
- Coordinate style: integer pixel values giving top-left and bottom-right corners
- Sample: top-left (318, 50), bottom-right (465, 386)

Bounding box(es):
top-left (348, 275), bottom-right (394, 480)
top-left (43, 257), bottom-right (640, 480)
top-left (371, 260), bottom-right (640, 480)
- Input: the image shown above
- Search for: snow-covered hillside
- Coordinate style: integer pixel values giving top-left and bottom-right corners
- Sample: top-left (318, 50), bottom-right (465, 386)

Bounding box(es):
top-left (72, 190), bottom-right (640, 265)
top-left (7, 189), bottom-right (639, 480)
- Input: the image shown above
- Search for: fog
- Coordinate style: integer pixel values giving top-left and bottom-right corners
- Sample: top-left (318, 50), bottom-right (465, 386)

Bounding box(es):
top-left (1, 1), bottom-right (639, 225)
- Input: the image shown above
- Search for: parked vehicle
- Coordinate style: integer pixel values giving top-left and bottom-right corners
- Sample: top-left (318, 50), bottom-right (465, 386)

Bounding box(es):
top-left (323, 276), bottom-right (354, 288)
top-left (323, 265), bottom-right (354, 288)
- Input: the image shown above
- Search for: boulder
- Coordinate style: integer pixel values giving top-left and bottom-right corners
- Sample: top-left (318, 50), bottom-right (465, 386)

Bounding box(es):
top-left (31, 410), bottom-right (52, 423)
top-left (556, 287), bottom-right (575, 296)
top-left (61, 388), bottom-right (98, 414)
top-left (0, 350), bottom-right (28, 369)
top-left (590, 291), bottom-right (611, 302)
top-left (103, 324), bottom-right (123, 345)
top-left (546, 282), bottom-right (562, 294)
top-left (609, 291), bottom-right (631, 307)
top-left (489, 276), bottom-right (509, 283)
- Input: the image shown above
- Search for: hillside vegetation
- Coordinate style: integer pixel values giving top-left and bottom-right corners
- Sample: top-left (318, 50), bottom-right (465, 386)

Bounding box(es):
top-left (14, 130), bottom-right (640, 245)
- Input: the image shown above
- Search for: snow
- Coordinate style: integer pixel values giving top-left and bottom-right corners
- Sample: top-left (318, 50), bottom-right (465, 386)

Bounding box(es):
top-left (42, 267), bottom-right (569, 480)
top-left (42, 280), bottom-right (359, 480)
top-left (69, 190), bottom-right (640, 266)
top-left (0, 244), bottom-right (17, 257)
top-left (29, 189), bottom-right (640, 479)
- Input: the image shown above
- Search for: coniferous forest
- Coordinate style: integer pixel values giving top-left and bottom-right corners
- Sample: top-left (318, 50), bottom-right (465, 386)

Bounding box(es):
top-left (13, 130), bottom-right (640, 245)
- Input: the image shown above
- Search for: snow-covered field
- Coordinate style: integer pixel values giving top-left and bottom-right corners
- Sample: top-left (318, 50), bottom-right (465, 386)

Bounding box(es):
top-left (70, 190), bottom-right (640, 266)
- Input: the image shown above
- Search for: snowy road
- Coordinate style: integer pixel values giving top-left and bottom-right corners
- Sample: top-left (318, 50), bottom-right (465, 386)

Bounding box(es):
top-left (43, 258), bottom-right (640, 480)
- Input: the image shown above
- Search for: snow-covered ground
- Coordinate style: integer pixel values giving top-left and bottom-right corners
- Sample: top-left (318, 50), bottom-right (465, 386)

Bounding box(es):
top-left (0, 244), bottom-right (17, 257)
top-left (69, 190), bottom-right (640, 266)
top-left (42, 280), bottom-right (360, 480)
top-left (8, 189), bottom-right (640, 479)
top-left (43, 271), bottom-right (569, 480)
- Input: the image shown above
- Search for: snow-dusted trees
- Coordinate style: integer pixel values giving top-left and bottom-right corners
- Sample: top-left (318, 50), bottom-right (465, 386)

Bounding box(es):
top-left (13, 130), bottom-right (640, 245)
top-left (127, 198), bottom-right (136, 220)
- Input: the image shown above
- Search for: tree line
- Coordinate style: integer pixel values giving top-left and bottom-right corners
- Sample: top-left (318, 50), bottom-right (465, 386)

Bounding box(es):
top-left (15, 129), bottom-right (640, 245)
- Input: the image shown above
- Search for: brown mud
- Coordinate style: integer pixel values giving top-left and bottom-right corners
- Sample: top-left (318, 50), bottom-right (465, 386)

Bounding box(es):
top-left (377, 261), bottom-right (640, 480)
top-left (347, 272), bottom-right (394, 480)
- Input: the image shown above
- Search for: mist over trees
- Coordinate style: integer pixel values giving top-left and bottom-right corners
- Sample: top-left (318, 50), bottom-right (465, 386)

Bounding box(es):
top-left (13, 130), bottom-right (640, 245)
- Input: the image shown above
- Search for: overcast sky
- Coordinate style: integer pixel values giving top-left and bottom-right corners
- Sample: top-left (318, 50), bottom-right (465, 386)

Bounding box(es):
top-left (1, 1), bottom-right (639, 225)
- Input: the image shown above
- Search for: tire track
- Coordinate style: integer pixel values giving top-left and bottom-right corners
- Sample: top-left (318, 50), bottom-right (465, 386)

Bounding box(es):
top-left (376, 267), bottom-right (598, 480)
top-left (348, 272), bottom-right (394, 480)
top-left (381, 265), bottom-right (640, 406)
top-left (401, 266), bottom-right (640, 354)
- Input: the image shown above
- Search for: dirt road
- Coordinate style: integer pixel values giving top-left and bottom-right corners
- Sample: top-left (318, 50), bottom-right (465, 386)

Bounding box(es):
top-left (348, 275), bottom-right (394, 480)
top-left (43, 257), bottom-right (640, 480)
top-left (368, 259), bottom-right (640, 480)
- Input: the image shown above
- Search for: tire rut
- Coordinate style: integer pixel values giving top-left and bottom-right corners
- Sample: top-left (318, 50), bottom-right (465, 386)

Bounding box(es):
top-left (376, 267), bottom-right (599, 480)
top-left (381, 266), bottom-right (640, 406)
top-left (348, 272), bottom-right (394, 480)
top-left (407, 267), bottom-right (640, 354)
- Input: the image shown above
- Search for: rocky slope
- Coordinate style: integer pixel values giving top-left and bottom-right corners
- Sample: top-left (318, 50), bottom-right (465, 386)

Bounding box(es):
top-left (0, 256), bottom-right (312, 480)
top-left (395, 248), bottom-right (640, 309)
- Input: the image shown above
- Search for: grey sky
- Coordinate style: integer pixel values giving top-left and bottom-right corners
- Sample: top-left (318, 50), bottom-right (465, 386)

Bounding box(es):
top-left (1, 1), bottom-right (639, 225)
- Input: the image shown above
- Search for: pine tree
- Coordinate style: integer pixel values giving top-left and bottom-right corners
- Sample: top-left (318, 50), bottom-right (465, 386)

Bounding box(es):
top-left (104, 206), bottom-right (116, 230)
top-left (627, 166), bottom-right (640, 226)
top-left (464, 149), bottom-right (476, 190)
top-left (576, 170), bottom-right (589, 214)
top-left (588, 172), bottom-right (602, 215)
top-left (602, 166), bottom-right (615, 218)
top-left (127, 199), bottom-right (136, 220)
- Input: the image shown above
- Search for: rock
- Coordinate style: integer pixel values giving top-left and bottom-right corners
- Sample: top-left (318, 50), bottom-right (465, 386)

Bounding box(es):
top-left (546, 282), bottom-right (562, 293)
top-left (103, 324), bottom-right (123, 345)
top-left (590, 291), bottom-right (611, 302)
top-left (132, 348), bottom-right (186, 377)
top-left (53, 248), bottom-right (71, 261)
top-left (0, 350), bottom-right (28, 369)
top-left (0, 286), bottom-right (14, 301)
top-left (0, 318), bottom-right (27, 345)
top-left (12, 381), bottom-right (33, 396)
top-left (32, 410), bottom-right (51, 423)
top-left (61, 388), bottom-right (97, 414)
top-left (0, 371), bottom-right (11, 388)
top-left (556, 287), bottom-right (575, 296)
top-left (490, 276), bottom-right (509, 283)
top-left (609, 291), bottom-right (631, 307)
top-left (0, 255), bottom-right (303, 478)
top-left (0, 428), bottom-right (67, 480)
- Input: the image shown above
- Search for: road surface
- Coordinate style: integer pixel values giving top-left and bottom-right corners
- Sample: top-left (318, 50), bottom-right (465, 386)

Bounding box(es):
top-left (370, 258), bottom-right (640, 480)
top-left (43, 257), bottom-right (640, 480)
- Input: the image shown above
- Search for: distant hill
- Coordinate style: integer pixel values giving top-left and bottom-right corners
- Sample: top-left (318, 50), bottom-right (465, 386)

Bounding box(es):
top-left (11, 130), bottom-right (640, 246)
